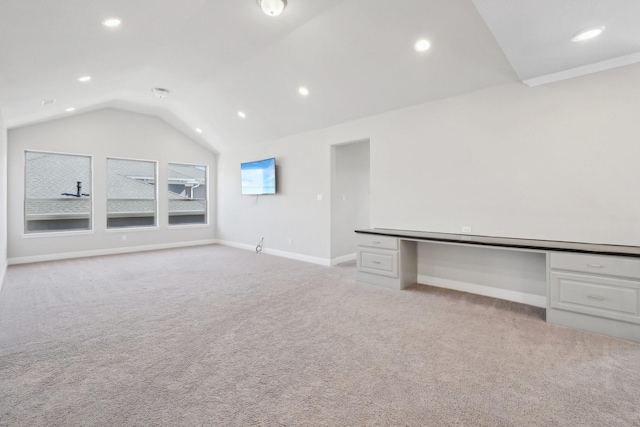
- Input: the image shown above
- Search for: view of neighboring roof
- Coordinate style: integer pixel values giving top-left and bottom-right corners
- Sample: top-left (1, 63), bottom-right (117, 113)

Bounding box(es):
top-left (25, 153), bottom-right (206, 219)
top-left (168, 163), bottom-right (206, 182)
top-left (107, 158), bottom-right (156, 200)
top-left (26, 152), bottom-right (91, 199)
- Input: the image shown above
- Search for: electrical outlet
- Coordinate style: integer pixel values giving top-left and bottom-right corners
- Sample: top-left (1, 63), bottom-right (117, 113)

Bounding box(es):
top-left (317, 194), bottom-right (323, 201)
top-left (288, 238), bottom-right (292, 245)
top-left (122, 235), bottom-right (127, 241)
top-left (341, 195), bottom-right (346, 202)
top-left (461, 226), bottom-right (472, 234)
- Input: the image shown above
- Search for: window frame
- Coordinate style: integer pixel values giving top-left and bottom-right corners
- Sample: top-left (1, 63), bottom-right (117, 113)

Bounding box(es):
top-left (167, 161), bottom-right (209, 228)
top-left (23, 149), bottom-right (94, 235)
top-left (106, 156), bottom-right (159, 230)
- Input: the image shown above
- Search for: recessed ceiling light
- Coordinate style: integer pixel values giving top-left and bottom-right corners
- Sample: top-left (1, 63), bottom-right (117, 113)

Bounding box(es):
top-left (102, 17), bottom-right (121, 28)
top-left (571, 26), bottom-right (605, 42)
top-left (414, 39), bottom-right (431, 52)
top-left (195, 128), bottom-right (203, 133)
top-left (77, 75), bottom-right (92, 83)
top-left (298, 87), bottom-right (309, 96)
top-left (65, 107), bottom-right (76, 112)
top-left (238, 111), bottom-right (247, 119)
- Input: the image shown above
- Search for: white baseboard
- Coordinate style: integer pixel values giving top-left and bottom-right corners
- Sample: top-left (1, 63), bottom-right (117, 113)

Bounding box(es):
top-left (331, 253), bottom-right (356, 266)
top-left (216, 240), bottom-right (331, 266)
top-left (0, 260), bottom-right (7, 296)
top-left (417, 274), bottom-right (547, 308)
top-left (7, 239), bottom-right (218, 266)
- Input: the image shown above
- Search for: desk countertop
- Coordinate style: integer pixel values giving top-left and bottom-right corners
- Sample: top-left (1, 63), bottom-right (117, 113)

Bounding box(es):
top-left (355, 228), bottom-right (640, 258)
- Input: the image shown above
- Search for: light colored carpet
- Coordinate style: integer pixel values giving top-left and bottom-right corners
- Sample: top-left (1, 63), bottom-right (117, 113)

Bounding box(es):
top-left (1, 244), bottom-right (639, 426)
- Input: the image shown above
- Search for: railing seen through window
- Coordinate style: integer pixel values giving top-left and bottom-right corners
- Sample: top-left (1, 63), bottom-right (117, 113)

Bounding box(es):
top-left (168, 163), bottom-right (207, 225)
top-left (107, 158), bottom-right (157, 228)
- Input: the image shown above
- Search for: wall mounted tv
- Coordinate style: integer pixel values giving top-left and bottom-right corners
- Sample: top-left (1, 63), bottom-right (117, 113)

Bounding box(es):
top-left (241, 157), bottom-right (276, 195)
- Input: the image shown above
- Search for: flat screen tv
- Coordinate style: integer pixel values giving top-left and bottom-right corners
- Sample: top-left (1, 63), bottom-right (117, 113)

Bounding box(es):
top-left (241, 157), bottom-right (276, 195)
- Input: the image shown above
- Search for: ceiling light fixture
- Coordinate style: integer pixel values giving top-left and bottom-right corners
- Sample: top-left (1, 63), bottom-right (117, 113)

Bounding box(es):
top-left (571, 26), bottom-right (605, 42)
top-left (151, 87), bottom-right (170, 99)
top-left (238, 111), bottom-right (247, 118)
top-left (77, 75), bottom-right (92, 83)
top-left (65, 107), bottom-right (76, 112)
top-left (101, 17), bottom-right (122, 28)
top-left (41, 98), bottom-right (56, 106)
top-left (195, 128), bottom-right (203, 133)
top-left (298, 87), bottom-right (309, 96)
top-left (257, 0), bottom-right (287, 17)
top-left (414, 39), bottom-right (431, 52)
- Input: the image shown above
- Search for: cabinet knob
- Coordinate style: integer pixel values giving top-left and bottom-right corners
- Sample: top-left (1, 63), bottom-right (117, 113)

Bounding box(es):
top-left (586, 263), bottom-right (603, 268)
top-left (587, 294), bottom-right (605, 300)
top-left (372, 261), bottom-right (381, 264)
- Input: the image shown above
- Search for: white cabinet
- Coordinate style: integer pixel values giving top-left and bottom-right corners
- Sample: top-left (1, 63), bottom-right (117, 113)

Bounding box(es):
top-left (356, 234), bottom-right (416, 290)
top-left (547, 252), bottom-right (640, 342)
top-left (355, 229), bottom-right (640, 343)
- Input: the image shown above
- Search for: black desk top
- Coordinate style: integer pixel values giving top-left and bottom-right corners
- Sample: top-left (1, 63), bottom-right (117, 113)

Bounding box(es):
top-left (355, 228), bottom-right (640, 258)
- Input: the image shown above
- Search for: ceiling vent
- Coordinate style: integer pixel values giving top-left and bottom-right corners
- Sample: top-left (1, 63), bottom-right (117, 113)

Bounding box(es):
top-left (41, 98), bottom-right (56, 106)
top-left (151, 88), bottom-right (170, 99)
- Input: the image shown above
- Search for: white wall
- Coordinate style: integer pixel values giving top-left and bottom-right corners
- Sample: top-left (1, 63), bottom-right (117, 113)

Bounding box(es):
top-left (372, 65), bottom-right (640, 246)
top-left (331, 140), bottom-right (370, 261)
top-left (217, 63), bottom-right (640, 266)
top-left (7, 108), bottom-right (217, 263)
top-left (217, 134), bottom-right (333, 263)
top-left (0, 111), bottom-right (7, 286)
top-left (417, 243), bottom-right (547, 296)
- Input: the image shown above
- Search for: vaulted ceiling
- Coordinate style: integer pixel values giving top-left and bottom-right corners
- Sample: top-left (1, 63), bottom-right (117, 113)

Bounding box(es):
top-left (1, 0), bottom-right (638, 152)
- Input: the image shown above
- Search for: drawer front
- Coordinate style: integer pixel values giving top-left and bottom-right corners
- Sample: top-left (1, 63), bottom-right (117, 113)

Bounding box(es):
top-left (550, 271), bottom-right (640, 322)
top-left (550, 252), bottom-right (640, 279)
top-left (357, 234), bottom-right (398, 250)
top-left (359, 249), bottom-right (398, 278)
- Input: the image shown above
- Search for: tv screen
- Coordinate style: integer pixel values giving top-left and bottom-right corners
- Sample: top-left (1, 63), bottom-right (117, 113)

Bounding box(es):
top-left (241, 157), bottom-right (276, 195)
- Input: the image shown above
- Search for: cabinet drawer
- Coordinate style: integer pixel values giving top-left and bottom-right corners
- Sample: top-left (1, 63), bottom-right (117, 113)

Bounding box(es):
top-left (357, 234), bottom-right (398, 250)
top-left (550, 252), bottom-right (640, 279)
top-left (359, 249), bottom-right (398, 278)
top-left (550, 271), bottom-right (640, 323)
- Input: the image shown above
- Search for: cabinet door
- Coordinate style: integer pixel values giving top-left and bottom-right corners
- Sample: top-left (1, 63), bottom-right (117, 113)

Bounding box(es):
top-left (550, 252), bottom-right (640, 279)
top-left (549, 271), bottom-right (640, 323)
top-left (357, 234), bottom-right (398, 250)
top-left (358, 248), bottom-right (398, 278)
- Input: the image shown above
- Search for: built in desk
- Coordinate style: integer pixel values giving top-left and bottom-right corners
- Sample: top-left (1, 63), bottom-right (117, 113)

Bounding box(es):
top-left (355, 228), bottom-right (640, 343)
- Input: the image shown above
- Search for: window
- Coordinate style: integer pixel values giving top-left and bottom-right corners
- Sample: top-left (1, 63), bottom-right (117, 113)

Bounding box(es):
top-left (25, 151), bottom-right (92, 233)
top-left (168, 163), bottom-right (207, 225)
top-left (107, 158), bottom-right (157, 228)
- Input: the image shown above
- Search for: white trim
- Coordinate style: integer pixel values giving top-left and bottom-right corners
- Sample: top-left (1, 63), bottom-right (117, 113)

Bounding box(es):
top-left (417, 274), bottom-right (547, 308)
top-left (168, 161), bottom-right (209, 226)
top-left (217, 239), bottom-right (331, 266)
top-left (331, 253), bottom-right (356, 266)
top-left (8, 239), bottom-right (217, 265)
top-left (23, 230), bottom-right (96, 238)
top-left (523, 52), bottom-right (640, 87)
top-left (24, 148), bottom-right (94, 158)
top-left (107, 156), bottom-right (159, 226)
top-left (104, 226), bottom-right (159, 233)
top-left (0, 260), bottom-right (7, 296)
top-left (167, 223), bottom-right (211, 230)
top-left (24, 150), bottom-right (95, 235)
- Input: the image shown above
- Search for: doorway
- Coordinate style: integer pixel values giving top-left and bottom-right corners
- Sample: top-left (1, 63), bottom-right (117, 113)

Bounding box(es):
top-left (330, 139), bottom-right (370, 265)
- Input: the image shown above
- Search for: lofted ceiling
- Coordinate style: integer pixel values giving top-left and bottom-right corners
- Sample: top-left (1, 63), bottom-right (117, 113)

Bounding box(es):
top-left (1, 0), bottom-right (638, 153)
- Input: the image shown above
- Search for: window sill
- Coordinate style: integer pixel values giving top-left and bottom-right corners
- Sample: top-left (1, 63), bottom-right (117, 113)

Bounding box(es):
top-left (105, 226), bottom-right (160, 233)
top-left (167, 223), bottom-right (210, 230)
top-left (22, 230), bottom-right (96, 239)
